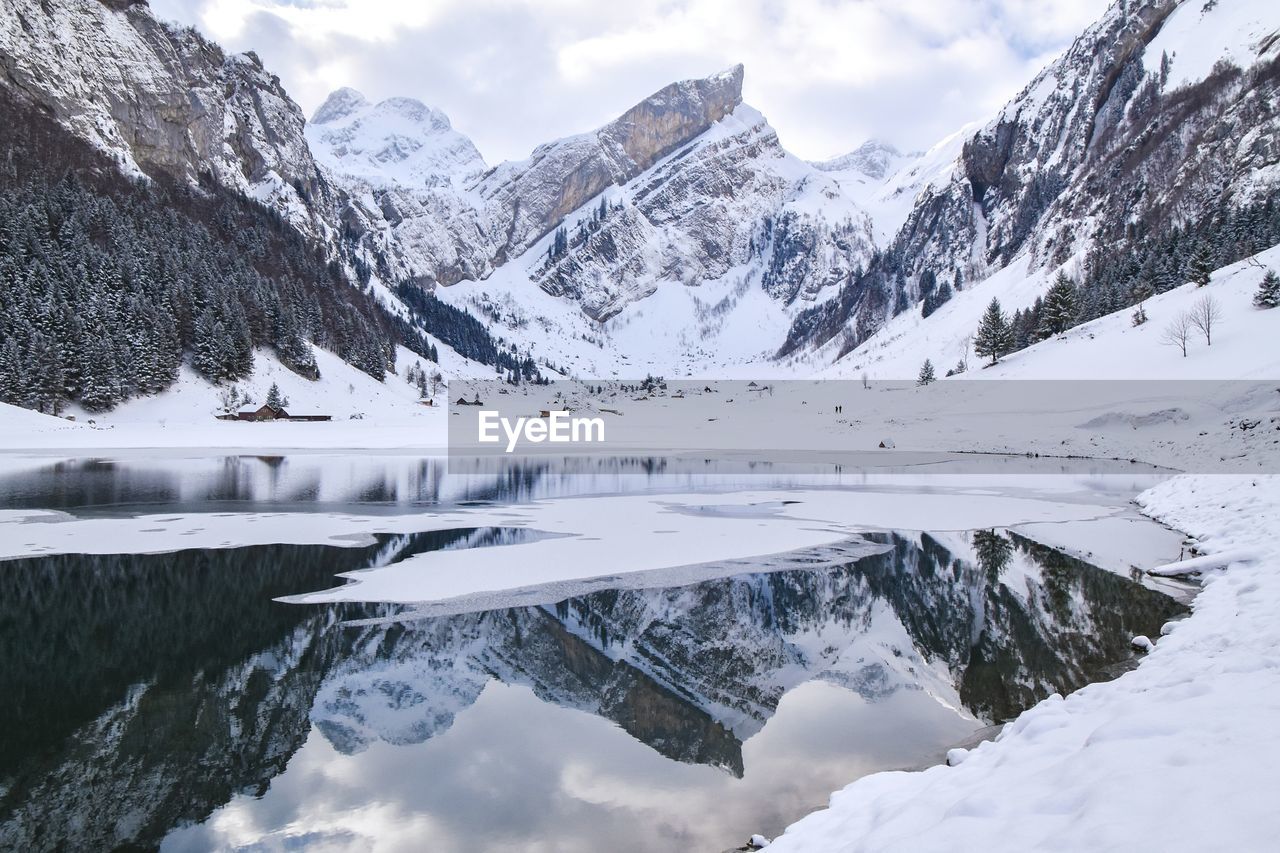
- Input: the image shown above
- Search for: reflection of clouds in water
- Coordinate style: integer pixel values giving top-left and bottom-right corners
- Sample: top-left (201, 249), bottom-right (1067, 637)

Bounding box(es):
top-left (0, 521), bottom-right (1185, 853)
top-left (166, 681), bottom-right (975, 853)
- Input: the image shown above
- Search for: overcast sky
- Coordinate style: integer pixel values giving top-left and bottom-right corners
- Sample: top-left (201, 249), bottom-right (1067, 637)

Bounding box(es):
top-left (149, 0), bottom-right (1110, 165)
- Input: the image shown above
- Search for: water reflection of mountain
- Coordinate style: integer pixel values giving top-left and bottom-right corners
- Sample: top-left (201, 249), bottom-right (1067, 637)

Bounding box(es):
top-left (0, 530), bottom-right (1183, 851)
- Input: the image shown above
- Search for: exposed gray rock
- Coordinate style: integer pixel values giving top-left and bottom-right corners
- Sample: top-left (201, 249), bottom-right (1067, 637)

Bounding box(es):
top-left (476, 64), bottom-right (747, 263)
top-left (0, 0), bottom-right (332, 239)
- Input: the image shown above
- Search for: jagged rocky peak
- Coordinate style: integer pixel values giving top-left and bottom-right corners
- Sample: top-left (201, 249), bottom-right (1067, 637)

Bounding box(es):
top-left (813, 139), bottom-right (904, 180)
top-left (601, 62), bottom-right (745, 172)
top-left (477, 64), bottom-right (748, 262)
top-left (307, 87), bottom-right (486, 188)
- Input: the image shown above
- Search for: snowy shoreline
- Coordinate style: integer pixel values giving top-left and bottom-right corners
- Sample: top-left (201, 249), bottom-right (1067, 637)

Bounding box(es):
top-left (765, 473), bottom-right (1280, 852)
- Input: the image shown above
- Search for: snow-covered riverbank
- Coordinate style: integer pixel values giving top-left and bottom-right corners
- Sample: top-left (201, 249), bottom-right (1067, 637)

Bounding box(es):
top-left (765, 474), bottom-right (1279, 852)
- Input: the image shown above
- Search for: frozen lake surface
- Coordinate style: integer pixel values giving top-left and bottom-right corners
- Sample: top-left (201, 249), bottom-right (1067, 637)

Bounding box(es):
top-left (0, 455), bottom-right (1190, 852)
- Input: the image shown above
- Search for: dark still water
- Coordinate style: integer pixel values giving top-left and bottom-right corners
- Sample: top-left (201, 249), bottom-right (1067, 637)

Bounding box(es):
top-left (0, 457), bottom-right (1187, 852)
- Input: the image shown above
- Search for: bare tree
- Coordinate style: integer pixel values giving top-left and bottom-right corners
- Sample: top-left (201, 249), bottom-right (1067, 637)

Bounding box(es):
top-left (1189, 294), bottom-right (1222, 346)
top-left (1161, 312), bottom-right (1193, 357)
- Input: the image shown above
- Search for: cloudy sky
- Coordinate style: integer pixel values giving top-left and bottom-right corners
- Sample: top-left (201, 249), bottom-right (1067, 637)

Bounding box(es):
top-left (150, 0), bottom-right (1110, 165)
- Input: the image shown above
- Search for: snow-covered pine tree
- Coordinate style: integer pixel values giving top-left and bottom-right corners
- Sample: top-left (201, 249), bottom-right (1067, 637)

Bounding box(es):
top-left (1254, 269), bottom-right (1280, 309)
top-left (917, 358), bottom-right (936, 386)
top-left (974, 298), bottom-right (1014, 366)
top-left (79, 334), bottom-right (122, 411)
top-left (921, 277), bottom-right (952, 318)
top-left (266, 382), bottom-right (287, 409)
top-left (1189, 244), bottom-right (1213, 286)
top-left (193, 309), bottom-right (227, 380)
top-left (1038, 272), bottom-right (1079, 337)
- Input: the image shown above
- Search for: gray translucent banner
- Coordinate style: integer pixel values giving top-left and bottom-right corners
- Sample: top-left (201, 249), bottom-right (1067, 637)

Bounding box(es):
top-left (446, 379), bottom-right (1279, 474)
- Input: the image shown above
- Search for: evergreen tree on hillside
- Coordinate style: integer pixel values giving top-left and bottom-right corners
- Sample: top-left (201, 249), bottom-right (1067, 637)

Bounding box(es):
top-left (974, 298), bottom-right (1014, 366)
top-left (1189, 244), bottom-right (1213, 286)
top-left (917, 358), bottom-right (936, 386)
top-left (266, 382), bottom-right (288, 409)
top-left (79, 335), bottom-right (122, 411)
top-left (1255, 269), bottom-right (1280, 309)
top-left (1037, 271), bottom-right (1078, 337)
top-left (922, 278), bottom-right (952, 318)
top-left (918, 270), bottom-right (936, 300)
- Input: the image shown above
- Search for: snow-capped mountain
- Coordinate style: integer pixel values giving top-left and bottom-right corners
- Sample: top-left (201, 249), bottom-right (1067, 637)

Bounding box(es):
top-left (813, 140), bottom-right (909, 180)
top-left (784, 0), bottom-right (1280, 361)
top-left (315, 64), bottom-right (879, 322)
top-left (518, 101), bottom-right (876, 319)
top-left (306, 88), bottom-right (494, 288)
top-left (308, 88), bottom-right (485, 188)
top-left (2, 0), bottom-right (1278, 418)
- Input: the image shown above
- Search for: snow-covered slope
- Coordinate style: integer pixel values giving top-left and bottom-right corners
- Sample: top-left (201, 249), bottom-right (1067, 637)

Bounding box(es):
top-left (0, 345), bottom-right (462, 451)
top-left (787, 0), bottom-right (1280, 361)
top-left (977, 249), bottom-right (1280, 380)
top-left (827, 244), bottom-right (1280, 381)
top-left (307, 89), bottom-right (485, 188)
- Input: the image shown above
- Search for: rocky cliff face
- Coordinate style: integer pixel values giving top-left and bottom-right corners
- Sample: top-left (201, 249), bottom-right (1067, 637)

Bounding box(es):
top-left (896, 0), bottom-right (1186, 280)
top-left (476, 64), bottom-right (747, 265)
top-left (524, 104), bottom-right (875, 319)
top-left (0, 0), bottom-right (332, 238)
top-left (784, 0), bottom-right (1280, 355)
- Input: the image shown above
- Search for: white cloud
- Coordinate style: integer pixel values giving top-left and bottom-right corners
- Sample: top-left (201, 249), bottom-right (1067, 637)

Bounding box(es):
top-left (149, 0), bottom-right (1111, 164)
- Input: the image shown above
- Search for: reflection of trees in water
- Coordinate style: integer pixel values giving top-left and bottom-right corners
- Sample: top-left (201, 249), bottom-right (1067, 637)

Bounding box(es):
top-left (0, 530), bottom-right (1185, 852)
top-left (972, 528), bottom-right (1013, 580)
